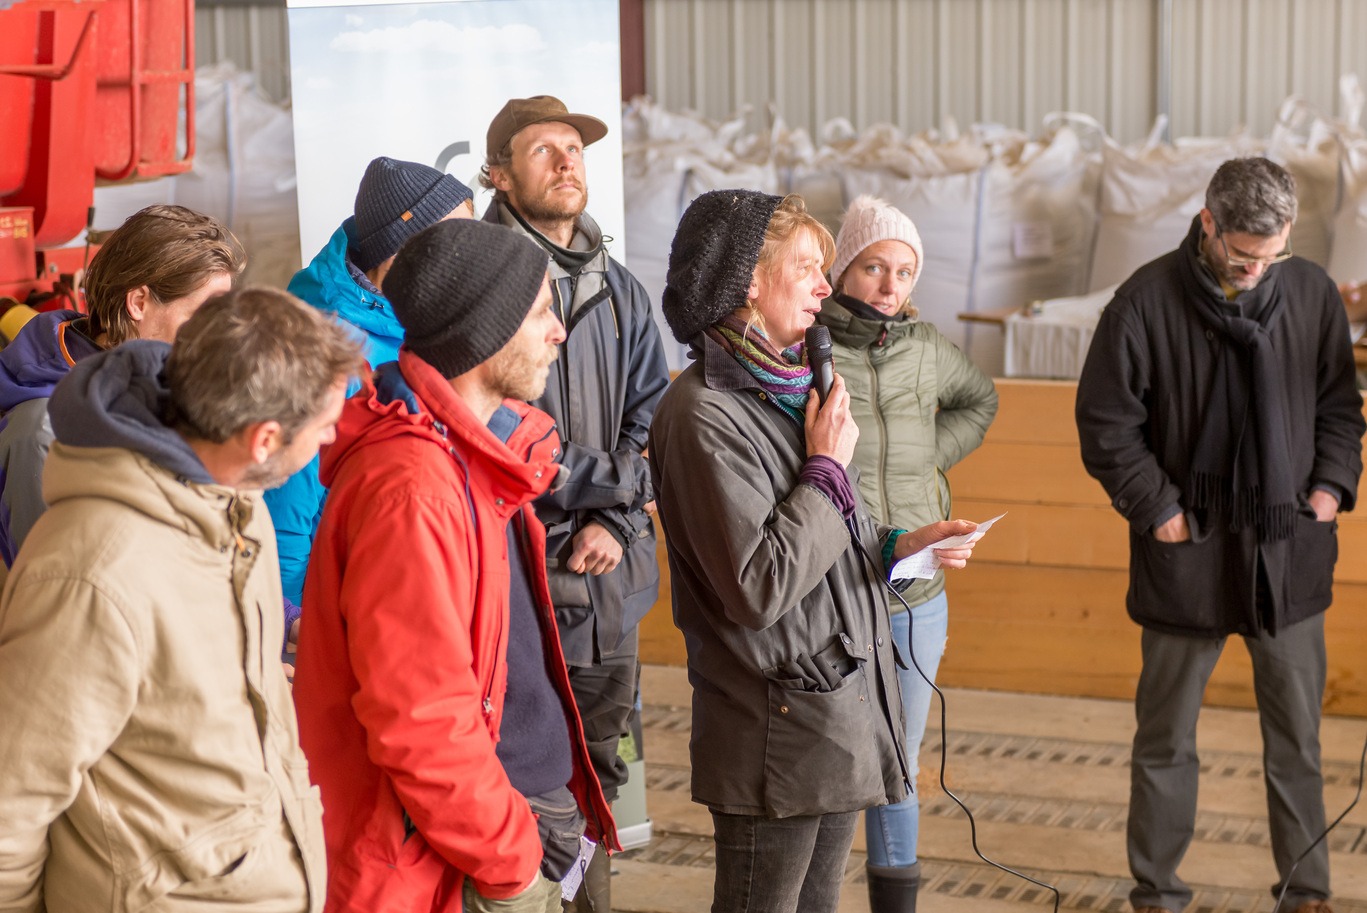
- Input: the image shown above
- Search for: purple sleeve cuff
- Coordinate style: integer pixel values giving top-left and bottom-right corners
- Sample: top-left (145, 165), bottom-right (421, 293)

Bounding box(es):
top-left (283, 597), bottom-right (302, 651)
top-left (800, 455), bottom-right (857, 520)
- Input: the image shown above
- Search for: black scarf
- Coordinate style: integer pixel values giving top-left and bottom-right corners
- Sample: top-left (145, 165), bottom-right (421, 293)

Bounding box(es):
top-left (1179, 217), bottom-right (1296, 542)
top-left (832, 291), bottom-right (905, 324)
top-left (505, 204), bottom-right (601, 275)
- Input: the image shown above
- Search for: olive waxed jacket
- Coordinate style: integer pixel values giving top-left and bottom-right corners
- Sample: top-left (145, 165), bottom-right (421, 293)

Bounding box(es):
top-left (648, 334), bottom-right (910, 818)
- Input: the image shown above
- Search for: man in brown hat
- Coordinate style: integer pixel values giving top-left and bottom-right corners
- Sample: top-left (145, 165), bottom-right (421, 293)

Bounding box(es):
top-left (481, 95), bottom-right (669, 912)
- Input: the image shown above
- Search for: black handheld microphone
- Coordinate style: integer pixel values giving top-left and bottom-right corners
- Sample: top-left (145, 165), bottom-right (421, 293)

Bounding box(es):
top-left (806, 325), bottom-right (834, 406)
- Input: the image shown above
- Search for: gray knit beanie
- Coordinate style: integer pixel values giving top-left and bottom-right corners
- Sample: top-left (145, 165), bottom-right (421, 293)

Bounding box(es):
top-left (382, 220), bottom-right (548, 379)
top-left (352, 157), bottom-right (474, 273)
top-left (662, 189), bottom-right (782, 344)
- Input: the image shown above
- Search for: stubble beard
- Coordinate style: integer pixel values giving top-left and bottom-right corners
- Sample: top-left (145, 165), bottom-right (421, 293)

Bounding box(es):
top-left (1202, 234), bottom-right (1265, 292)
top-left (486, 343), bottom-right (559, 404)
top-left (240, 449), bottom-right (296, 491)
top-left (509, 177), bottom-right (588, 231)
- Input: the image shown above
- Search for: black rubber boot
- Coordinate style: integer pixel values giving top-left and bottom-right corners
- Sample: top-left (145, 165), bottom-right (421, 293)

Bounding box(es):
top-left (866, 861), bottom-right (921, 913)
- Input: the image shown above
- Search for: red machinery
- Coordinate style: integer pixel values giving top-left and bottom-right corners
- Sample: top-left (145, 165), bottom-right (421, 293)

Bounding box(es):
top-left (0, 0), bottom-right (195, 322)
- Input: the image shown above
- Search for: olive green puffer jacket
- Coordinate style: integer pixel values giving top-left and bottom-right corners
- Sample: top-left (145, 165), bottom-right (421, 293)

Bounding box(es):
top-left (818, 297), bottom-right (998, 609)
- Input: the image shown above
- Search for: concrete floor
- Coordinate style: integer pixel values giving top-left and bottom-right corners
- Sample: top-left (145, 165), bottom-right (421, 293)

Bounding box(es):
top-left (612, 665), bottom-right (1367, 913)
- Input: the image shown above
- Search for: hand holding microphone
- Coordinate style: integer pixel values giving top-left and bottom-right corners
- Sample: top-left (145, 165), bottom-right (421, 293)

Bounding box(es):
top-left (804, 326), bottom-right (857, 466)
top-left (806, 325), bottom-right (834, 406)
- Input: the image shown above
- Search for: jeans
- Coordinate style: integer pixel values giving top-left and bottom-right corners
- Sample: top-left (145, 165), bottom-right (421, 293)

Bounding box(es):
top-left (1128, 615), bottom-right (1329, 913)
top-left (711, 810), bottom-right (859, 913)
top-left (864, 591), bottom-right (949, 867)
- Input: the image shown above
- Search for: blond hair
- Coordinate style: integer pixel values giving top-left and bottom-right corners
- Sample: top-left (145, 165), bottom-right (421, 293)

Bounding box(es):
top-left (741, 195), bottom-right (834, 337)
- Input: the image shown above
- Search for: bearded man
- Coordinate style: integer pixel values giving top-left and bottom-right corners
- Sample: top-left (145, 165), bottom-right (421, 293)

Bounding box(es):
top-left (479, 93), bottom-right (670, 913)
top-left (1076, 156), bottom-right (1365, 913)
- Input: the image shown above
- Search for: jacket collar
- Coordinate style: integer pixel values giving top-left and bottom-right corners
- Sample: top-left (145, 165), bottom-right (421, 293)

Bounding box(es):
top-left (818, 295), bottom-right (913, 349)
top-left (289, 220), bottom-right (400, 346)
top-left (44, 442), bottom-right (254, 553)
top-left (692, 331), bottom-right (762, 394)
top-left (486, 200), bottom-right (608, 282)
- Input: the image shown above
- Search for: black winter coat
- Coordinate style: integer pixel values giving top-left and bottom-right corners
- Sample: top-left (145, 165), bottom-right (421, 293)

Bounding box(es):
top-left (487, 203), bottom-right (671, 663)
top-left (1076, 217), bottom-right (1364, 638)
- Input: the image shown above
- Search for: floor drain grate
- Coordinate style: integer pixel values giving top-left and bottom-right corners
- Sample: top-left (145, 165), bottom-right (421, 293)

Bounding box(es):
top-left (622, 830), bottom-right (1367, 912)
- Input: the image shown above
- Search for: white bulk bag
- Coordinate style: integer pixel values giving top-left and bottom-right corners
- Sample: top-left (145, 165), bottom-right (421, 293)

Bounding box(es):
top-left (971, 123), bottom-right (1101, 374)
top-left (1266, 97), bottom-right (1340, 268)
top-left (1089, 122), bottom-right (1261, 292)
top-left (175, 63), bottom-right (301, 289)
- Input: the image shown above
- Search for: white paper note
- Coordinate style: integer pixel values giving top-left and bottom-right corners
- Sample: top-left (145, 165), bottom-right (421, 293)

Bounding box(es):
top-left (890, 513), bottom-right (1006, 581)
top-left (560, 836), bottom-right (598, 901)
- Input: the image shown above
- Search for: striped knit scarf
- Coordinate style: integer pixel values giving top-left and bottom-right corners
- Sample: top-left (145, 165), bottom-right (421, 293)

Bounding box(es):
top-left (706, 313), bottom-right (813, 423)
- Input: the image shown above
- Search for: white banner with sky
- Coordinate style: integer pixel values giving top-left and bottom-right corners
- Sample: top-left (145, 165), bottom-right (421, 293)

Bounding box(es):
top-left (285, 0), bottom-right (624, 268)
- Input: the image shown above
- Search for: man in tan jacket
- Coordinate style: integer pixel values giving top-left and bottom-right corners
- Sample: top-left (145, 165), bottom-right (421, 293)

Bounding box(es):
top-left (0, 287), bottom-right (364, 913)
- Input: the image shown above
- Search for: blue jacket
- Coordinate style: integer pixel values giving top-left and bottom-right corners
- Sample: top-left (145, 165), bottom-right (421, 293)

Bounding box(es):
top-left (265, 219), bottom-right (397, 604)
top-left (0, 311), bottom-right (101, 566)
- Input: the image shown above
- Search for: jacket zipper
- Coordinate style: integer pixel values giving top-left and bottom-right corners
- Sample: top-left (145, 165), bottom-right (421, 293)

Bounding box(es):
top-left (863, 348), bottom-right (892, 522)
top-left (447, 441), bottom-right (503, 725)
top-left (551, 282), bottom-right (574, 445)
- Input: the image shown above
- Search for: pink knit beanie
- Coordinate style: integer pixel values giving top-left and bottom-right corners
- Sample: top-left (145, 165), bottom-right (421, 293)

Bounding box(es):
top-left (831, 195), bottom-right (924, 292)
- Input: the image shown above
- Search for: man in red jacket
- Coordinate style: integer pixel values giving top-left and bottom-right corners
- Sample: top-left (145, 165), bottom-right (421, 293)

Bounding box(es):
top-left (293, 218), bottom-right (618, 913)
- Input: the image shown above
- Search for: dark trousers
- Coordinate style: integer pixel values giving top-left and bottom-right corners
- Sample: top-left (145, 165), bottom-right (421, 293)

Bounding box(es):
top-left (566, 626), bottom-right (639, 803)
top-left (1127, 615), bottom-right (1330, 912)
top-left (710, 810), bottom-right (858, 913)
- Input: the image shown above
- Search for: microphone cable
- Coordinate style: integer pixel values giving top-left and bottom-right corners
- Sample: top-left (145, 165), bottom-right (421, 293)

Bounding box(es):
top-left (1269, 725), bottom-right (1367, 913)
top-left (851, 534), bottom-right (1061, 912)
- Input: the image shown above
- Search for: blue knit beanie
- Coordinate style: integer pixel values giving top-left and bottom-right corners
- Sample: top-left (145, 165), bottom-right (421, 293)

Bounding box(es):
top-left (352, 157), bottom-right (474, 272)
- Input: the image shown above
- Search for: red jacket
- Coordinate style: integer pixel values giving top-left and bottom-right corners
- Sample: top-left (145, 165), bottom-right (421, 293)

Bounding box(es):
top-left (294, 349), bottom-right (617, 913)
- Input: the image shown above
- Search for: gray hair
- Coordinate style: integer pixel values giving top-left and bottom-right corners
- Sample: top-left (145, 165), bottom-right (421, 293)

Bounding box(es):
top-left (1204, 157), bottom-right (1298, 237)
top-left (167, 287), bottom-right (366, 444)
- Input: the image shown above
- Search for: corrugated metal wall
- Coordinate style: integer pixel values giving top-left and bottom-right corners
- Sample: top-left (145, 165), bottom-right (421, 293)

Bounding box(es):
top-left (192, 1), bottom-right (1367, 139)
top-left (195, 4), bottom-right (291, 102)
top-left (644, 0), bottom-right (1367, 143)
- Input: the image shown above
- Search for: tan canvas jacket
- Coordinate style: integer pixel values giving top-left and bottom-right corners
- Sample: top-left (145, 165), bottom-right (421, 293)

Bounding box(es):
top-left (0, 442), bottom-right (325, 913)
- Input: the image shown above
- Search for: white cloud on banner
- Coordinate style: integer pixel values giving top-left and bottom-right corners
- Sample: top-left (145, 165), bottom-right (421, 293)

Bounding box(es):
top-left (574, 40), bottom-right (617, 60)
top-left (329, 20), bottom-right (546, 55)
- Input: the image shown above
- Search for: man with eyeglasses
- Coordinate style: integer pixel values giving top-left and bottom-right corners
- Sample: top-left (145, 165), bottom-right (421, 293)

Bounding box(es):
top-left (1076, 157), bottom-right (1365, 913)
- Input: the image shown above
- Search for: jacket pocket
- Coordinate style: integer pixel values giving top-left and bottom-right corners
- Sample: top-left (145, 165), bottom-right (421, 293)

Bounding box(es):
top-left (1287, 514), bottom-right (1337, 623)
top-left (120, 808), bottom-right (273, 913)
top-left (527, 787), bottom-right (585, 882)
top-left (282, 756), bottom-right (327, 899)
top-left (144, 818), bottom-right (308, 912)
top-left (1129, 534), bottom-right (1225, 633)
top-left (760, 640), bottom-right (884, 817)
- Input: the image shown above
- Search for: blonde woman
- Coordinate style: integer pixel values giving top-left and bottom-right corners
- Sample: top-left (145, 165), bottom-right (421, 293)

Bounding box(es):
top-left (649, 190), bottom-right (977, 913)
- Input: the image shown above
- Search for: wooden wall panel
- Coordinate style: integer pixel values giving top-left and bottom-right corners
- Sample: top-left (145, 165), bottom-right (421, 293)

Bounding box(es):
top-left (642, 378), bottom-right (1367, 720)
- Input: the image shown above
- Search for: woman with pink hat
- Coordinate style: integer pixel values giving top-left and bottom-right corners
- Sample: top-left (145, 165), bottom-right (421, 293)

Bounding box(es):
top-left (818, 195), bottom-right (999, 912)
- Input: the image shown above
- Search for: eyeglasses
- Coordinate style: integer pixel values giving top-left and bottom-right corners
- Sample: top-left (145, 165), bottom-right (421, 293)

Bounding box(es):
top-left (1212, 218), bottom-right (1293, 268)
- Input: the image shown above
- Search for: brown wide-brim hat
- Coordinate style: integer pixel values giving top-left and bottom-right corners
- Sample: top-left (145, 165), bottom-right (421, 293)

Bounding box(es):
top-left (487, 95), bottom-right (609, 155)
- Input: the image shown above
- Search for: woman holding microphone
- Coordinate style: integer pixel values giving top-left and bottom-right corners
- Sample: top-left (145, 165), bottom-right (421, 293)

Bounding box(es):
top-left (648, 189), bottom-right (977, 913)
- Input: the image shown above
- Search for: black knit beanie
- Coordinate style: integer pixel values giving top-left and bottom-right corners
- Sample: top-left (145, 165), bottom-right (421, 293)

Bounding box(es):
top-left (352, 157), bottom-right (474, 273)
top-left (662, 189), bottom-right (783, 344)
top-left (382, 220), bottom-right (549, 379)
